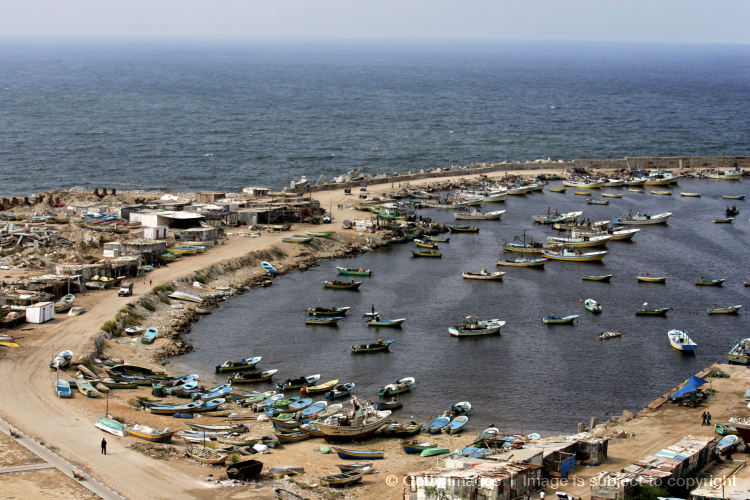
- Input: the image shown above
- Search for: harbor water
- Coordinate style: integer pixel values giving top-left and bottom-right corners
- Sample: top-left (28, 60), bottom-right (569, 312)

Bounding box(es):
top-left (174, 178), bottom-right (749, 433)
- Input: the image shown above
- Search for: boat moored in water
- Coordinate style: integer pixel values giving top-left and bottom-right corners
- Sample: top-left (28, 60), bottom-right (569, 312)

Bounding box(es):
top-left (668, 329), bottom-right (697, 352)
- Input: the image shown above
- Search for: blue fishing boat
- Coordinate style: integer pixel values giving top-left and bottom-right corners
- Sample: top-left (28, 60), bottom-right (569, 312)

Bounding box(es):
top-left (446, 415), bottom-right (469, 434)
top-left (326, 383), bottom-right (355, 400)
top-left (668, 329), bottom-right (697, 353)
top-left (141, 328), bottom-right (158, 344)
top-left (300, 400), bottom-right (328, 417)
top-left (542, 314), bottom-right (578, 325)
top-left (288, 397), bottom-right (314, 412)
top-left (426, 416), bottom-right (450, 434)
top-left (260, 261), bottom-right (278, 275)
top-left (330, 446), bottom-right (384, 460)
top-left (55, 379), bottom-right (72, 398)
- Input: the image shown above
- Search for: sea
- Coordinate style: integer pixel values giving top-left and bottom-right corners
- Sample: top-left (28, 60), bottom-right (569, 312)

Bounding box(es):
top-left (0, 40), bottom-right (749, 198)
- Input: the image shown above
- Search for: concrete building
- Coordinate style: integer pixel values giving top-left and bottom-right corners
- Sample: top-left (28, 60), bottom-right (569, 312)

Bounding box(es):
top-left (103, 242), bottom-right (122, 258)
top-left (143, 226), bottom-right (168, 240)
top-left (242, 186), bottom-right (270, 198)
top-left (131, 210), bottom-right (204, 229)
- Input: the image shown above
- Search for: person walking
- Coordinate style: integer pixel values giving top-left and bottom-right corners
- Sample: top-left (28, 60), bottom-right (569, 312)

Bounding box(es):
top-left (701, 411), bottom-right (707, 426)
top-left (101, 437), bottom-right (107, 455)
top-left (706, 412), bottom-right (712, 426)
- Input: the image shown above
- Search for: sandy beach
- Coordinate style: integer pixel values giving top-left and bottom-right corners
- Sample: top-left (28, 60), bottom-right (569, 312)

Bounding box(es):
top-left (1, 165), bottom-right (748, 500)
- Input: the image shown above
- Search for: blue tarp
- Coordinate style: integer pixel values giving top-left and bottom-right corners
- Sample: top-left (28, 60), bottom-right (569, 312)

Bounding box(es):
top-left (670, 375), bottom-right (709, 399)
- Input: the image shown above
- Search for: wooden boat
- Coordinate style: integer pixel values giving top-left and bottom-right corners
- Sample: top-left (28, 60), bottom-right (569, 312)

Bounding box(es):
top-left (726, 206), bottom-right (740, 216)
top-left (275, 430), bottom-right (311, 443)
top-left (668, 329), bottom-right (697, 352)
top-left (261, 261), bottom-right (278, 275)
top-left (275, 488), bottom-right (310, 500)
top-left (462, 270), bottom-right (505, 280)
top-left (95, 416), bottom-right (126, 437)
top-left (352, 339), bottom-right (393, 353)
top-left (331, 447), bottom-right (385, 460)
top-left (68, 306), bottom-right (86, 316)
top-left (366, 317), bottom-right (406, 328)
top-left (0, 341), bottom-right (20, 348)
top-left (449, 317), bottom-right (505, 337)
top-left (322, 280), bottom-right (362, 290)
top-left (644, 177), bottom-right (673, 186)
top-left (308, 306), bottom-right (350, 317)
top-left (414, 239), bottom-right (439, 249)
top-left (421, 447), bottom-right (450, 457)
top-left (599, 330), bottom-right (623, 340)
top-left (563, 179), bottom-right (604, 189)
top-left (276, 374), bottom-right (321, 391)
top-left (587, 199), bottom-right (609, 205)
top-left (215, 356), bottom-right (262, 373)
top-left (503, 233), bottom-right (545, 253)
top-left (695, 278), bottom-right (725, 286)
top-left (450, 401), bottom-right (472, 415)
top-left (713, 217), bottom-right (734, 224)
top-left (605, 228), bottom-right (640, 241)
top-left (582, 275), bottom-right (612, 282)
top-left (188, 422), bottom-right (249, 433)
top-left (723, 194), bottom-right (745, 200)
top-left (54, 294), bottom-right (75, 313)
top-left (446, 415), bottom-right (469, 434)
top-left (729, 338), bottom-right (750, 365)
top-left (168, 291), bottom-right (203, 303)
top-left (320, 471), bottom-right (363, 487)
top-left (448, 225), bottom-right (479, 233)
top-left (637, 275), bottom-right (667, 283)
top-left (602, 193), bottom-right (623, 198)
top-left (584, 299), bottom-right (602, 314)
top-left (141, 328), bottom-right (158, 344)
top-left (532, 210), bottom-right (582, 225)
top-left (715, 424), bottom-right (738, 436)
top-left (55, 379), bottom-right (72, 398)
top-left (230, 369), bottom-right (278, 383)
top-left (635, 306), bottom-right (670, 316)
top-left (680, 192), bottom-right (702, 197)
top-left (376, 399), bottom-right (402, 411)
top-left (705, 169), bottom-right (741, 180)
top-left (402, 441), bottom-right (438, 454)
top-left (542, 248), bottom-right (607, 262)
top-left (128, 424), bottom-right (175, 443)
top-left (427, 235), bottom-right (449, 243)
top-left (427, 416), bottom-right (450, 433)
top-left (651, 190), bottom-right (672, 196)
top-left (187, 445), bottom-right (227, 465)
top-left (546, 234), bottom-right (611, 248)
top-left (281, 235), bottom-right (312, 244)
top-left (306, 231), bottom-right (333, 238)
top-left (147, 398), bottom-right (224, 415)
top-left (454, 209), bottom-right (505, 220)
top-left (301, 379), bottom-right (339, 394)
top-left (708, 305), bottom-right (743, 314)
top-left (336, 266), bottom-right (371, 276)
top-left (76, 378), bottom-right (99, 398)
top-left (336, 462), bottom-right (373, 474)
top-left (325, 383), bottom-right (355, 400)
top-left (108, 364), bottom-right (167, 378)
top-left (574, 191), bottom-right (592, 196)
top-left (548, 187), bottom-right (566, 193)
top-left (305, 316), bottom-right (343, 326)
top-left (542, 314), bottom-right (578, 325)
top-left (379, 377), bottom-right (415, 398)
top-left (612, 212), bottom-right (671, 225)
top-left (226, 459), bottom-right (263, 481)
top-left (317, 401), bottom-right (392, 441)
top-left (628, 188), bottom-right (644, 193)
top-left (717, 434), bottom-right (739, 454)
top-left (496, 256), bottom-right (547, 267)
top-left (411, 249), bottom-right (442, 258)
top-left (390, 423), bottom-right (423, 436)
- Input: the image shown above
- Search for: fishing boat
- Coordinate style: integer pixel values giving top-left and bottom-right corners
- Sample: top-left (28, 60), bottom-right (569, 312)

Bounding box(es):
top-left (322, 280), bottom-right (362, 290)
top-left (726, 206), bottom-right (740, 217)
top-left (187, 445), bottom-right (227, 465)
top-left (542, 314), bottom-right (578, 325)
top-left (229, 369), bottom-right (278, 383)
top-left (449, 317), bottom-right (505, 337)
top-left (496, 256), bottom-right (547, 267)
top-left (128, 424), bottom-right (176, 443)
top-left (188, 422), bottom-right (248, 433)
top-left (715, 424), bottom-right (738, 436)
top-left (215, 356), bottom-right (262, 373)
top-left (605, 227), bottom-right (640, 240)
top-left (708, 305), bottom-right (743, 314)
top-left (723, 194), bottom-right (745, 200)
top-left (414, 239), bottom-right (439, 250)
top-left (634, 306), bottom-right (670, 316)
top-left (378, 377), bottom-right (415, 398)
top-left (305, 316), bottom-right (343, 326)
top-left (668, 329), bottom-right (697, 352)
top-left (402, 441), bottom-right (438, 454)
top-left (306, 231), bottom-right (334, 238)
top-left (320, 471), bottom-right (363, 487)
top-left (542, 248), bottom-right (607, 262)
top-left (226, 459), bottom-right (263, 481)
top-left (448, 225), bottom-right (479, 233)
top-left (587, 199), bottom-right (609, 205)
top-left (599, 330), bottom-right (623, 340)
top-left (68, 306), bottom-right (86, 316)
top-left (695, 278), bottom-right (725, 286)
top-left (411, 247), bottom-right (443, 258)
top-left (549, 187), bottom-right (566, 193)
top-left (446, 415), bottom-right (469, 434)
top-left (276, 374), bottom-right (321, 391)
top-left (532, 210), bottom-right (582, 225)
top-left (326, 383), bottom-right (356, 400)
top-left (574, 191), bottom-right (592, 196)
top-left (275, 430), bottom-right (311, 443)
top-left (300, 379), bottom-right (339, 395)
top-left (563, 179), bottom-right (604, 189)
top-left (462, 269), bottom-right (505, 280)
top-left (141, 328), bottom-right (158, 344)
top-left (318, 401), bottom-right (392, 441)
top-left (628, 188), bottom-right (644, 193)
top-left (50, 350), bottom-right (74, 370)
top-left (717, 434), bottom-right (739, 454)
top-left (637, 275), bottom-right (667, 283)
top-left (76, 378), bottom-right (98, 398)
top-left (454, 209), bottom-right (505, 220)
top-left (308, 306), bottom-right (350, 317)
top-left (330, 446), bottom-right (385, 460)
top-left (147, 398), bottom-right (224, 415)
top-left (427, 235), bottom-right (449, 243)
top-left (376, 399), bottom-right (403, 411)
top-left (55, 379), bottom-right (72, 398)
top-left (421, 447), bottom-right (450, 457)
top-left (612, 211), bottom-right (672, 225)
top-left (546, 234), bottom-right (612, 248)
top-left (366, 317), bottom-right (406, 328)
top-left (503, 232), bottom-right (545, 253)
top-left (651, 190), bottom-right (672, 196)
top-left (680, 192), bottom-right (702, 197)
top-left (54, 294), bottom-right (75, 313)
top-left (582, 275), bottom-right (612, 282)
top-left (94, 416), bottom-right (126, 437)
top-left (336, 266), bottom-right (371, 276)
top-left (705, 169), bottom-right (741, 180)
top-left (729, 338), bottom-right (750, 364)
top-left (602, 193), bottom-right (623, 198)
top-left (426, 416), bottom-right (450, 433)
top-left (352, 339), bottom-right (393, 353)
top-left (260, 261), bottom-right (278, 275)
top-left (281, 235), bottom-right (312, 244)
top-left (713, 217), bottom-right (734, 224)
top-left (584, 298), bottom-right (602, 314)
top-left (450, 401), bottom-right (472, 415)
top-left (336, 462), bottom-right (372, 474)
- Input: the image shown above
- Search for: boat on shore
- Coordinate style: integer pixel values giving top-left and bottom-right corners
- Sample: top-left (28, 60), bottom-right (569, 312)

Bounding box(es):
top-left (449, 317), bottom-right (505, 337)
top-left (141, 328), bottom-right (158, 344)
top-left (128, 424), bottom-right (176, 443)
top-left (260, 261), bottom-right (278, 275)
top-left (55, 379), bottom-right (72, 398)
top-left (582, 275), bottom-right (612, 282)
top-left (542, 248), bottom-right (607, 262)
top-left (317, 400), bottom-right (392, 441)
top-left (496, 256), bottom-right (547, 267)
top-left (320, 471), bottom-right (363, 487)
top-left (281, 235), bottom-right (313, 244)
top-left (668, 329), bottom-right (697, 352)
top-left (330, 446), bottom-right (385, 459)
top-left (446, 415), bottom-right (469, 434)
top-left (336, 266), bottom-right (371, 276)
top-left (542, 314), bottom-right (578, 325)
top-left (462, 269), bottom-right (505, 280)
top-left (599, 330), bottom-right (623, 340)
top-left (708, 305), bottom-right (742, 314)
top-left (50, 350), bottom-right (74, 370)
top-left (54, 294), bottom-right (75, 313)
top-left (76, 378), bottom-right (98, 398)
top-left (229, 369), bottom-right (278, 383)
top-left (402, 440), bottom-right (438, 454)
top-left (95, 416), bottom-right (126, 436)
top-left (187, 445), bottom-right (227, 465)
top-left (322, 280), bottom-right (362, 290)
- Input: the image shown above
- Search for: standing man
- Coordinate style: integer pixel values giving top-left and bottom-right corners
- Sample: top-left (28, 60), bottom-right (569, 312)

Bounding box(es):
top-left (701, 411), bottom-right (707, 426)
top-left (101, 437), bottom-right (107, 455)
top-left (706, 412), bottom-right (712, 426)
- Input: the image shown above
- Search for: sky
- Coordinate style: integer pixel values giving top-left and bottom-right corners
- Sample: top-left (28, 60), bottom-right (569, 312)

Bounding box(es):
top-left (1, 0), bottom-right (749, 44)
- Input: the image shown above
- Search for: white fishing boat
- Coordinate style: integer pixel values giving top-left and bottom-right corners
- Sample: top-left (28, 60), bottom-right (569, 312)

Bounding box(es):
top-left (168, 291), bottom-right (203, 303)
top-left (449, 317), bottom-right (505, 337)
top-left (612, 211), bottom-right (672, 225)
top-left (68, 306), bottom-right (86, 316)
top-left (668, 329), bottom-right (697, 352)
top-left (603, 178), bottom-right (626, 187)
top-left (704, 169), bottom-right (741, 180)
top-left (479, 189), bottom-right (508, 202)
top-left (462, 269), bottom-right (505, 280)
top-left (542, 248), bottom-right (607, 262)
top-left (316, 399), bottom-right (392, 441)
top-left (546, 233), bottom-right (612, 248)
top-left (562, 179), bottom-right (604, 189)
top-left (454, 209), bottom-right (505, 220)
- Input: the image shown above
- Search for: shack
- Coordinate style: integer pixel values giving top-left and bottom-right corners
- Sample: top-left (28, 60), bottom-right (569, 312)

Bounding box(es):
top-left (26, 301), bottom-right (54, 323)
top-left (179, 227), bottom-right (218, 242)
top-left (131, 210), bottom-right (204, 229)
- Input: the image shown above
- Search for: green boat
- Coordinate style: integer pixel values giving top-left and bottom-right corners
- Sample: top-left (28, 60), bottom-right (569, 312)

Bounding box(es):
top-left (715, 424), bottom-right (738, 435)
top-left (420, 447), bottom-right (450, 457)
top-left (336, 266), bottom-right (372, 276)
top-left (306, 231), bottom-right (334, 238)
top-left (411, 249), bottom-right (442, 258)
top-left (282, 235), bottom-right (313, 244)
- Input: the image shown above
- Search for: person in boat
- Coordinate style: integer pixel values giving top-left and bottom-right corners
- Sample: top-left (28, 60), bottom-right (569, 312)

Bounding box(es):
top-left (375, 314), bottom-right (381, 322)
top-left (376, 339), bottom-right (383, 344)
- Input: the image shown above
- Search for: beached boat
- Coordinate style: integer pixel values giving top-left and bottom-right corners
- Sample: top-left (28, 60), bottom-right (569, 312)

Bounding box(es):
top-left (449, 317), bottom-right (505, 337)
top-left (281, 235), bottom-right (312, 244)
top-left (215, 356), bottom-right (262, 373)
top-left (318, 401), bottom-right (392, 441)
top-left (55, 379), bottom-right (72, 398)
top-left (76, 378), bottom-right (98, 398)
top-left (542, 314), bottom-right (578, 325)
top-left (226, 459), bottom-right (263, 481)
top-left (68, 306), bottom-right (86, 316)
top-left (546, 234), bottom-right (612, 248)
top-left (305, 316), bottom-right (343, 326)
top-left (322, 280), bottom-right (362, 290)
top-left (187, 445), bottom-right (227, 465)
top-left (141, 328), bottom-right (158, 344)
top-left (326, 383), bottom-right (356, 400)
top-left (454, 209), bottom-right (505, 220)
top-left (715, 424), bottom-right (738, 436)
top-left (300, 379), bottom-right (339, 394)
top-left (587, 199), bottom-right (609, 205)
top-left (612, 212), bottom-right (672, 225)
top-left (668, 329), bottom-right (697, 352)
top-left (50, 350), bottom-right (74, 370)
top-left (599, 330), bottom-right (623, 340)
top-left (602, 193), bottom-right (623, 198)
top-left (728, 338), bottom-right (750, 365)
top-left (542, 248), bottom-right (607, 262)
top-left (723, 194), bottom-right (745, 200)
top-left (330, 446), bottom-right (385, 460)
top-left (352, 339), bottom-right (393, 353)
top-left (366, 317), bottom-right (406, 328)
top-left (402, 441), bottom-right (438, 454)
top-left (717, 434), bottom-right (739, 455)
top-left (260, 261), bottom-right (278, 275)
top-left (705, 169), bottom-right (741, 180)
top-left (168, 291), bottom-right (203, 303)
top-left (582, 275), bottom-right (612, 282)
top-left (496, 256), bottom-right (547, 267)
top-left (276, 374), bottom-right (321, 391)
top-left (680, 192), bottom-right (702, 197)
top-left (275, 430), bottom-right (311, 443)
top-left (427, 416), bottom-right (450, 433)
top-left (335, 462), bottom-right (372, 474)
top-left (708, 305), bottom-right (743, 314)
top-left (320, 471), bottom-right (363, 487)
top-left (713, 217), bottom-right (734, 224)
top-left (446, 416), bottom-right (469, 434)
top-left (95, 416), bottom-right (126, 437)
top-left (637, 275), bottom-right (667, 283)
top-left (584, 299), bottom-right (602, 314)
top-left (448, 225), bottom-right (479, 233)
top-left (229, 369), bottom-right (278, 383)
top-left (128, 424), bottom-right (175, 443)
top-left (695, 278), bottom-right (725, 286)
top-left (306, 231), bottom-right (334, 238)
top-left (336, 266), bottom-right (371, 276)
top-left (635, 306), bottom-right (670, 316)
top-left (462, 269), bottom-right (505, 280)
top-left (54, 294), bottom-right (75, 313)
top-left (378, 377), bottom-right (415, 398)
top-left (422, 448), bottom-right (451, 458)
